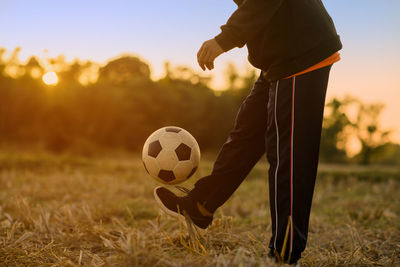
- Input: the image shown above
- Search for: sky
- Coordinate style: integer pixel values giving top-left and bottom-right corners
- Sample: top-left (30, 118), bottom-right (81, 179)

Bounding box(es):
top-left (1, 0), bottom-right (400, 141)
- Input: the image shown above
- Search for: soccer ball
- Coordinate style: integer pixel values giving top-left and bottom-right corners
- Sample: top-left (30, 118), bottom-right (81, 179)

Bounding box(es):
top-left (142, 126), bottom-right (200, 185)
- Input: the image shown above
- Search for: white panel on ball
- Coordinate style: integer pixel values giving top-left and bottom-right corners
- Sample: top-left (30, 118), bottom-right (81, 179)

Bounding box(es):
top-left (159, 132), bottom-right (182, 150)
top-left (173, 160), bottom-right (194, 180)
top-left (157, 149), bottom-right (179, 170)
top-left (146, 128), bottom-right (164, 144)
top-left (143, 156), bottom-right (160, 177)
top-left (178, 129), bottom-right (197, 148)
top-left (190, 147), bottom-right (201, 166)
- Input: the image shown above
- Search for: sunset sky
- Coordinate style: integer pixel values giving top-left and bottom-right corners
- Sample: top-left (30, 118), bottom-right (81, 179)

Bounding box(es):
top-left (1, 0), bottom-right (399, 141)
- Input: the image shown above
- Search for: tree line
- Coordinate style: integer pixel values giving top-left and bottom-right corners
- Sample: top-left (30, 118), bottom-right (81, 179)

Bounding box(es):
top-left (0, 47), bottom-right (398, 165)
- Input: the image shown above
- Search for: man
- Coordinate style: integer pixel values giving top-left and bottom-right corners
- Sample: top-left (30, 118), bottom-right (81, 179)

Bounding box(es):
top-left (154, 0), bottom-right (342, 265)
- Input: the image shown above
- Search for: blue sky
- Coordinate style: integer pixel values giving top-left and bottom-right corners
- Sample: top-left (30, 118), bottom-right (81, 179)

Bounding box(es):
top-left (1, 1), bottom-right (399, 73)
top-left (1, 0), bottom-right (400, 141)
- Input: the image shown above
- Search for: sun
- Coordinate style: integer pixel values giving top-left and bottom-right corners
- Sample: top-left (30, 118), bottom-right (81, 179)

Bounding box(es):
top-left (42, 71), bottom-right (59, 85)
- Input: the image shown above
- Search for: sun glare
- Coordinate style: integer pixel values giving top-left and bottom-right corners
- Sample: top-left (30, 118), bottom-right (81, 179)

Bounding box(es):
top-left (42, 71), bottom-right (59, 85)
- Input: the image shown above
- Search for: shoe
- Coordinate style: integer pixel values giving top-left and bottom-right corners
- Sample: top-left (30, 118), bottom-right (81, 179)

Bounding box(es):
top-left (267, 249), bottom-right (300, 266)
top-left (153, 186), bottom-right (213, 229)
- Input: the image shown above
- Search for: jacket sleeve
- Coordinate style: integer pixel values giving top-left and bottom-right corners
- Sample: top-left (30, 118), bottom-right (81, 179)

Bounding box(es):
top-left (233, 0), bottom-right (244, 6)
top-left (215, 0), bottom-right (283, 52)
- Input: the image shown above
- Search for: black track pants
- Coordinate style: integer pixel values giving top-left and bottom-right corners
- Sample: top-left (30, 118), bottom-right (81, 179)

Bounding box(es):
top-left (189, 65), bottom-right (331, 262)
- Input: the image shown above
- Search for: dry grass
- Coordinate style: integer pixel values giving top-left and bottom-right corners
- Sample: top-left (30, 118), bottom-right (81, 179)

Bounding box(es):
top-left (0, 152), bottom-right (399, 266)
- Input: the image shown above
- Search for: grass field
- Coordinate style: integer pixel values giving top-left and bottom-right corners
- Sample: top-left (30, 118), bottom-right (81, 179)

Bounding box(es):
top-left (0, 152), bottom-right (399, 266)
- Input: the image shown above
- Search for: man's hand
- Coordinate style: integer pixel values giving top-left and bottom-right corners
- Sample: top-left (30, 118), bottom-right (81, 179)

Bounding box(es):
top-left (197, 38), bottom-right (224, 71)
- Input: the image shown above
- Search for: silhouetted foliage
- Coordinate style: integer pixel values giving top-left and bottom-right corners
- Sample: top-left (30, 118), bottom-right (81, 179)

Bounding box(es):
top-left (352, 101), bottom-right (391, 165)
top-left (99, 56), bottom-right (150, 84)
top-left (320, 97), bottom-right (353, 163)
top-left (0, 47), bottom-right (398, 164)
top-left (0, 49), bottom-right (242, 154)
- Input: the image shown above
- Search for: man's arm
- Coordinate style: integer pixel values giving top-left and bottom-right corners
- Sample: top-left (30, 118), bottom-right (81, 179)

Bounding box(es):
top-left (215, 0), bottom-right (283, 52)
top-left (197, 0), bottom-right (283, 71)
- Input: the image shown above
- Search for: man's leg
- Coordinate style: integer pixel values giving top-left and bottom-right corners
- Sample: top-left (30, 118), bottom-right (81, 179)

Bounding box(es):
top-left (266, 66), bottom-right (331, 264)
top-left (189, 72), bottom-right (270, 213)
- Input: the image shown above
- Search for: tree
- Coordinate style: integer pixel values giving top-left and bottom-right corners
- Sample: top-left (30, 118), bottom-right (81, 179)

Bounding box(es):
top-left (24, 56), bottom-right (44, 79)
top-left (353, 102), bottom-right (390, 165)
top-left (0, 48), bottom-right (6, 75)
top-left (225, 62), bottom-right (239, 90)
top-left (319, 97), bottom-right (354, 163)
top-left (159, 61), bottom-right (211, 86)
top-left (99, 56), bottom-right (151, 84)
top-left (241, 68), bottom-right (257, 92)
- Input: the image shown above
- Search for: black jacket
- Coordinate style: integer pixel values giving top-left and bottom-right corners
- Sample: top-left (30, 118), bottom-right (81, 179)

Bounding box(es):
top-left (215, 0), bottom-right (342, 81)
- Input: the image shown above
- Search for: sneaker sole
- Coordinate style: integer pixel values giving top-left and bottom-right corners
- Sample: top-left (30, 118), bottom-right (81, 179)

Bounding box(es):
top-left (153, 186), bottom-right (186, 222)
top-left (153, 187), bottom-right (209, 233)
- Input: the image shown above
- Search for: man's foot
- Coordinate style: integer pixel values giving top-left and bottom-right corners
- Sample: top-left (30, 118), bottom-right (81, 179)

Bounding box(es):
top-left (153, 186), bottom-right (213, 229)
top-left (267, 249), bottom-right (300, 266)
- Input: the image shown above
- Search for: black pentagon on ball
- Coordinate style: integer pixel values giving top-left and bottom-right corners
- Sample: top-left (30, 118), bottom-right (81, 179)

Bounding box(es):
top-left (148, 140), bottom-right (162, 158)
top-left (187, 166), bottom-right (197, 179)
top-left (158, 170), bottom-right (176, 182)
top-left (175, 143), bottom-right (191, 161)
top-left (165, 127), bottom-right (181, 133)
